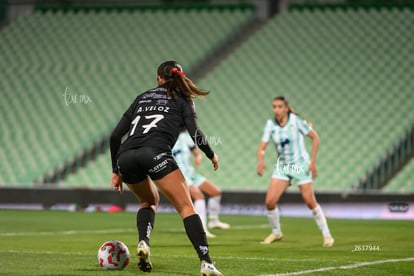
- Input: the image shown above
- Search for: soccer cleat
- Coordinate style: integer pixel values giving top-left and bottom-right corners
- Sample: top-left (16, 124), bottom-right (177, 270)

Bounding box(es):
top-left (200, 260), bottom-right (223, 276)
top-left (208, 221), bottom-right (230, 230)
top-left (260, 232), bottom-right (283, 244)
top-left (137, 240), bottom-right (152, 272)
top-left (206, 230), bottom-right (216, 238)
top-left (323, 237), bottom-right (335, 247)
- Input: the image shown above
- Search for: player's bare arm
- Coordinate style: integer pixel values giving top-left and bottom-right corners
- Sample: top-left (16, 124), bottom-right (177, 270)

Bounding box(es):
top-left (307, 130), bottom-right (319, 179)
top-left (257, 141), bottom-right (268, 176)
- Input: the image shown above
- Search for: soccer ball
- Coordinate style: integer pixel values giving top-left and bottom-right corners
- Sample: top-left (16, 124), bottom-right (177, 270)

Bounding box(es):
top-left (98, 240), bottom-right (130, 270)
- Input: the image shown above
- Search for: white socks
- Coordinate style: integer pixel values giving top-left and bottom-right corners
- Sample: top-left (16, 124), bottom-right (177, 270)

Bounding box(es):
top-left (267, 208), bottom-right (282, 234)
top-left (208, 195), bottom-right (221, 223)
top-left (267, 205), bottom-right (332, 238)
top-left (312, 204), bottom-right (332, 238)
top-left (194, 199), bottom-right (207, 231)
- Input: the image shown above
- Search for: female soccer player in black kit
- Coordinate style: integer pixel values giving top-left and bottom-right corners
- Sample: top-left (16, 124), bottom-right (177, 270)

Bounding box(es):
top-left (110, 61), bottom-right (222, 275)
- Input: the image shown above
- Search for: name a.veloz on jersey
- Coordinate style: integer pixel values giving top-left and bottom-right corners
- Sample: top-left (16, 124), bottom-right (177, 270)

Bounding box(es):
top-left (136, 105), bottom-right (170, 113)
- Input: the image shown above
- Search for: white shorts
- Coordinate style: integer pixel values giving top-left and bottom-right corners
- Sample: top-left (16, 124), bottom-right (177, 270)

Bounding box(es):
top-left (271, 159), bottom-right (312, 186)
top-left (182, 170), bottom-right (206, 187)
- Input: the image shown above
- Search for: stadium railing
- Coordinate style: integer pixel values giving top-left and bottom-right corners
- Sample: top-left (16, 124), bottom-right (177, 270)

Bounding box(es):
top-left (357, 122), bottom-right (414, 191)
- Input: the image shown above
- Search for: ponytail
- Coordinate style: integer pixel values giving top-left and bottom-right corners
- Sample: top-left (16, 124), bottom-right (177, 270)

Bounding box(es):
top-left (273, 96), bottom-right (313, 127)
top-left (157, 61), bottom-right (209, 100)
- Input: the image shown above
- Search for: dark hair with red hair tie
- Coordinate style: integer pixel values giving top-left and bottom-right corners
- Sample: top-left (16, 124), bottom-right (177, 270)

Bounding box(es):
top-left (157, 60), bottom-right (208, 99)
top-left (171, 67), bottom-right (186, 78)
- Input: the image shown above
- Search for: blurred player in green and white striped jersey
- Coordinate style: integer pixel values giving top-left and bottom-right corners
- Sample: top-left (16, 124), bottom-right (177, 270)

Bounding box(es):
top-left (257, 96), bottom-right (334, 247)
top-left (173, 130), bottom-right (230, 238)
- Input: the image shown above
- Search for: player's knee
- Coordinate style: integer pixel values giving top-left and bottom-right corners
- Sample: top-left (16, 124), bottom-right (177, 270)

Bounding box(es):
top-left (140, 199), bottom-right (159, 209)
top-left (210, 188), bottom-right (221, 197)
top-left (201, 180), bottom-right (221, 197)
top-left (189, 188), bottom-right (204, 201)
top-left (303, 197), bottom-right (317, 210)
top-left (192, 193), bottom-right (204, 201)
top-left (265, 200), bottom-right (277, 210)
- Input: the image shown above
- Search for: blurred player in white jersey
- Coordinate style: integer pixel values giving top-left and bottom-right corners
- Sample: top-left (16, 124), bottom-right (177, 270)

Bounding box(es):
top-left (257, 96), bottom-right (334, 247)
top-left (173, 130), bottom-right (230, 238)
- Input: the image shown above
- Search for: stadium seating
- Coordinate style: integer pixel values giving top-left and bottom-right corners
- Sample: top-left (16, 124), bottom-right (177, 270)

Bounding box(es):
top-left (0, 7), bottom-right (254, 186)
top-left (58, 152), bottom-right (111, 188)
top-left (383, 158), bottom-right (414, 193)
top-left (3, 4), bottom-right (412, 192)
top-left (61, 5), bottom-right (414, 192)
top-left (192, 6), bottom-right (414, 191)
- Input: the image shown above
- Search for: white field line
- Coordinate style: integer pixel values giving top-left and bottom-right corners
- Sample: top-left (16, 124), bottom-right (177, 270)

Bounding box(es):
top-left (0, 249), bottom-right (317, 263)
top-left (0, 224), bottom-right (269, 236)
top-left (4, 249), bottom-right (409, 274)
top-left (259, 257), bottom-right (414, 276)
top-left (0, 228), bottom-right (135, 236)
top-left (0, 250), bottom-right (89, 255)
top-left (153, 254), bottom-right (318, 262)
top-left (158, 224), bottom-right (270, 233)
top-left (231, 224), bottom-right (270, 230)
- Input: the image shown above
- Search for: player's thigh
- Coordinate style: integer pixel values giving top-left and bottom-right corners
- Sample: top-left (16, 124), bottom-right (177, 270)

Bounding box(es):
top-left (126, 177), bottom-right (159, 209)
top-left (153, 169), bottom-right (196, 218)
top-left (189, 185), bottom-right (204, 200)
top-left (298, 182), bottom-right (317, 209)
top-left (265, 178), bottom-right (290, 209)
top-left (198, 179), bottom-right (221, 197)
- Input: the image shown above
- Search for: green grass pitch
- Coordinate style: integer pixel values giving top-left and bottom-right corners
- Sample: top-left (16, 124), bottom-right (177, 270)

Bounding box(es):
top-left (1, 210), bottom-right (413, 275)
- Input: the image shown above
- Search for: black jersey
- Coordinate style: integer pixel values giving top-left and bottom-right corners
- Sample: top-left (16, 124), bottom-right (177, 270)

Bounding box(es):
top-left (110, 87), bottom-right (214, 173)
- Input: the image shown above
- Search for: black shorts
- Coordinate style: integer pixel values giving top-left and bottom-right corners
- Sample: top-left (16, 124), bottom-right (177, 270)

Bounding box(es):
top-left (117, 147), bottom-right (178, 184)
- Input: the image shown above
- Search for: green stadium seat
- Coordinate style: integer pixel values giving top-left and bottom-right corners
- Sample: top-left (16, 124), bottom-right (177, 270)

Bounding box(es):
top-left (3, 5), bottom-right (412, 192)
top-left (191, 6), bottom-right (414, 191)
top-left (0, 6), bottom-right (254, 186)
top-left (384, 158), bottom-right (414, 193)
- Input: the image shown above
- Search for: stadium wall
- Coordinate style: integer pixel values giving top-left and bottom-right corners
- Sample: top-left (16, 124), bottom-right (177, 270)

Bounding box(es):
top-left (0, 187), bottom-right (412, 220)
top-left (2, 187), bottom-right (413, 205)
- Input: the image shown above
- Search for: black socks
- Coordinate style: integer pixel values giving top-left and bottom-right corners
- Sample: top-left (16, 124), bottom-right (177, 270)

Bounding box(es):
top-left (183, 214), bottom-right (212, 263)
top-left (137, 207), bottom-right (155, 246)
top-left (138, 210), bottom-right (212, 263)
